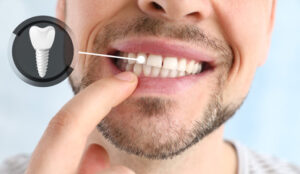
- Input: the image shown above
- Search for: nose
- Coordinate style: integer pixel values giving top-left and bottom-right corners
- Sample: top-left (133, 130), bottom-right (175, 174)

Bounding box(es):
top-left (137, 0), bottom-right (212, 22)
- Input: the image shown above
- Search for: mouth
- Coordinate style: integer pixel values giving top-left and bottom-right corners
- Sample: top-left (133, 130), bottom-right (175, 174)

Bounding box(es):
top-left (108, 39), bottom-right (215, 78)
top-left (105, 38), bottom-right (217, 94)
top-left (111, 51), bottom-right (214, 78)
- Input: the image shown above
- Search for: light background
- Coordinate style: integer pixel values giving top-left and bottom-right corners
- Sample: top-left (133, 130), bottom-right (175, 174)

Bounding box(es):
top-left (0, 0), bottom-right (299, 165)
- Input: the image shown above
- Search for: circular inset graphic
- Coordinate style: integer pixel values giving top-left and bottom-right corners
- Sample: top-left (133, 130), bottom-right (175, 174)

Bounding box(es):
top-left (9, 16), bottom-right (75, 87)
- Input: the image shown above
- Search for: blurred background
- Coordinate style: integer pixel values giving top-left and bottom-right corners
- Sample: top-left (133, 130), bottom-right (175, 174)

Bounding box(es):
top-left (0, 0), bottom-right (299, 165)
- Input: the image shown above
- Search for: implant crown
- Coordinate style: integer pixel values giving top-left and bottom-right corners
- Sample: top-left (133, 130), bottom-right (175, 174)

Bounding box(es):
top-left (29, 26), bottom-right (55, 50)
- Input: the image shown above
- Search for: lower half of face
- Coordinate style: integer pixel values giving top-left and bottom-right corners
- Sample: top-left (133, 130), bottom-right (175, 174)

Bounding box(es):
top-left (67, 0), bottom-right (266, 157)
top-left (73, 22), bottom-right (242, 159)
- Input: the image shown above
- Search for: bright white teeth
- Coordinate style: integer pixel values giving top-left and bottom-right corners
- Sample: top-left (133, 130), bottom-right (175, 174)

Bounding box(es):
top-left (151, 67), bottom-right (161, 77)
top-left (169, 70), bottom-right (178, 77)
top-left (143, 65), bottom-right (151, 76)
top-left (133, 64), bottom-right (142, 75)
top-left (177, 59), bottom-right (187, 72)
top-left (147, 54), bottom-right (163, 67)
top-left (163, 57), bottom-right (178, 70)
top-left (160, 69), bottom-right (169, 77)
top-left (128, 53), bottom-right (136, 64)
top-left (119, 52), bottom-right (205, 78)
top-left (186, 60), bottom-right (195, 74)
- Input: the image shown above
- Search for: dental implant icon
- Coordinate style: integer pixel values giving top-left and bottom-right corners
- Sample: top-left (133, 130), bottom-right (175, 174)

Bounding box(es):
top-left (29, 25), bottom-right (56, 78)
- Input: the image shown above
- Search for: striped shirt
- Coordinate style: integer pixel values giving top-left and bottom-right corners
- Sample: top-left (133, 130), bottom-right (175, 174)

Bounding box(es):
top-left (232, 141), bottom-right (300, 174)
top-left (0, 141), bottom-right (299, 174)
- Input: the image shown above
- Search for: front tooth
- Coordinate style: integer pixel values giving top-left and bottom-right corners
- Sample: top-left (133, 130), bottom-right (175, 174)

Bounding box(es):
top-left (143, 65), bottom-right (151, 76)
top-left (186, 60), bottom-right (195, 74)
top-left (128, 53), bottom-right (136, 64)
top-left (169, 70), bottom-right (178, 78)
top-left (163, 57), bottom-right (178, 70)
top-left (160, 69), bottom-right (169, 77)
top-left (133, 64), bottom-right (142, 75)
top-left (177, 59), bottom-right (187, 72)
top-left (147, 54), bottom-right (163, 68)
top-left (192, 63), bottom-right (199, 74)
top-left (137, 53), bottom-right (147, 64)
top-left (151, 67), bottom-right (161, 77)
top-left (125, 64), bottom-right (134, 71)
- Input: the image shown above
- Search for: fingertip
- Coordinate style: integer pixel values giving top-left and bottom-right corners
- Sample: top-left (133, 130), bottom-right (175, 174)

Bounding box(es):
top-left (114, 72), bottom-right (138, 83)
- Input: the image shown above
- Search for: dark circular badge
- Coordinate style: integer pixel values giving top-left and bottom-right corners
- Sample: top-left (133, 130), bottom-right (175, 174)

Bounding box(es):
top-left (9, 16), bottom-right (75, 87)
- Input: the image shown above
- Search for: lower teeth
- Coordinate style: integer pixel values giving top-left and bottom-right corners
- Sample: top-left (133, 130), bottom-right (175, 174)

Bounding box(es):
top-left (116, 60), bottom-right (202, 78)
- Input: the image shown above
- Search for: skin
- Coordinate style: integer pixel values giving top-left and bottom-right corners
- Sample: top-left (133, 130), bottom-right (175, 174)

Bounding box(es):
top-left (26, 0), bottom-right (276, 174)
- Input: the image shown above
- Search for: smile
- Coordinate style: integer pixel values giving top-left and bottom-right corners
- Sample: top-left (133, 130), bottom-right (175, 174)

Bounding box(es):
top-left (105, 38), bottom-right (218, 94)
top-left (109, 38), bottom-right (215, 78)
top-left (114, 52), bottom-right (205, 78)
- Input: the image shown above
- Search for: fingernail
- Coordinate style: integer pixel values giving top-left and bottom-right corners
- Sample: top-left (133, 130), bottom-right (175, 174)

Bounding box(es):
top-left (114, 72), bottom-right (137, 82)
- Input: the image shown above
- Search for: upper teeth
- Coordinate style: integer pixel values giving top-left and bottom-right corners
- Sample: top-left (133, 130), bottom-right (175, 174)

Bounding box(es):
top-left (119, 52), bottom-right (203, 78)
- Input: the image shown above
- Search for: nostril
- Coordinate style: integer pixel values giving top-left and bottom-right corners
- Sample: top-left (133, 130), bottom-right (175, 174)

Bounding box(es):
top-left (150, 2), bottom-right (165, 13)
top-left (186, 12), bottom-right (202, 21)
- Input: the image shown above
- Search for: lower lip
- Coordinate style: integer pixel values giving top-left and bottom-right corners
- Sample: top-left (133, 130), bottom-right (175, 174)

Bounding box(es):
top-left (135, 75), bottom-right (204, 94)
top-left (108, 59), bottom-right (211, 95)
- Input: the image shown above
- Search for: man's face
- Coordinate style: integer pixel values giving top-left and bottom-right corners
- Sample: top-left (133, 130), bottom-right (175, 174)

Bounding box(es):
top-left (64, 0), bottom-right (274, 159)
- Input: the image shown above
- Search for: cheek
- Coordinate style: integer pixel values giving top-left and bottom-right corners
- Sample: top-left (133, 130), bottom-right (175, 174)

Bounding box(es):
top-left (66, 0), bottom-right (130, 51)
top-left (214, 0), bottom-right (269, 64)
top-left (66, 0), bottom-right (130, 83)
top-left (212, 0), bottom-right (271, 104)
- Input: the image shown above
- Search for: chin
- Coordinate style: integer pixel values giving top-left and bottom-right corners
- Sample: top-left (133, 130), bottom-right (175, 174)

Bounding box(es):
top-left (96, 88), bottom-right (221, 160)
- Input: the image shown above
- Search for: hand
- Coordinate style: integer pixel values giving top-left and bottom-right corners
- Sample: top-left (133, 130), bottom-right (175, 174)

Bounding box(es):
top-left (25, 72), bottom-right (138, 174)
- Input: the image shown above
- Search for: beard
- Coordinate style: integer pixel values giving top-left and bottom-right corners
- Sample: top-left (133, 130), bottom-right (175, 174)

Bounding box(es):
top-left (97, 93), bottom-right (241, 160)
top-left (70, 16), bottom-right (243, 160)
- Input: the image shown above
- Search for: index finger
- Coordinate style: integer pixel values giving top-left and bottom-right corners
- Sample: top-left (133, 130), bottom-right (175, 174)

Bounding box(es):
top-left (26, 72), bottom-right (138, 174)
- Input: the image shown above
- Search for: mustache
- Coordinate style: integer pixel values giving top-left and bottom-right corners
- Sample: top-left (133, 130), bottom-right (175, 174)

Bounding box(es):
top-left (94, 16), bottom-right (233, 61)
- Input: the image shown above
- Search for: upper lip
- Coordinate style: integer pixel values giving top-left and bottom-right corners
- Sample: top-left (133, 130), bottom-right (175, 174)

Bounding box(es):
top-left (108, 37), bottom-right (216, 64)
